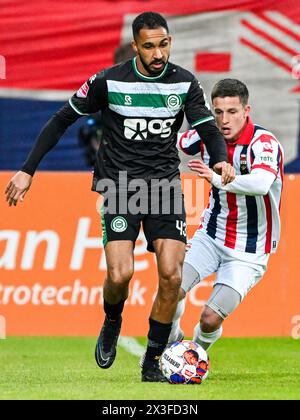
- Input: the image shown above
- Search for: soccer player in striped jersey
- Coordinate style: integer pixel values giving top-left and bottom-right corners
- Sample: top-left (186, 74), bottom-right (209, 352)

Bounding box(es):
top-left (171, 78), bottom-right (284, 351)
top-left (5, 12), bottom-right (234, 382)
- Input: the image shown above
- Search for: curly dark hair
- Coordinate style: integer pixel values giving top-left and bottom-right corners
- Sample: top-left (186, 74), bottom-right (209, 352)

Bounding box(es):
top-left (132, 12), bottom-right (169, 40)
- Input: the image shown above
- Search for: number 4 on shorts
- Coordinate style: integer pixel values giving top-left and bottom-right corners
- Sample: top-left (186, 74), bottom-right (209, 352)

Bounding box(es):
top-left (176, 220), bottom-right (187, 237)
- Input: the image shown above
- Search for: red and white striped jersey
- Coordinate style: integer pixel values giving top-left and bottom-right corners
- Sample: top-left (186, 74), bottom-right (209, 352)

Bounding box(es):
top-left (178, 118), bottom-right (284, 255)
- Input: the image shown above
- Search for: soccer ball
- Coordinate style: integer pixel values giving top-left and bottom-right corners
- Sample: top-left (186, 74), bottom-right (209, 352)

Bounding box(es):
top-left (160, 340), bottom-right (209, 384)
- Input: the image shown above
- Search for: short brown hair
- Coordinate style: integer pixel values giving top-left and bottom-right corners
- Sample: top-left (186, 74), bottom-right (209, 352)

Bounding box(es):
top-left (211, 79), bottom-right (249, 107)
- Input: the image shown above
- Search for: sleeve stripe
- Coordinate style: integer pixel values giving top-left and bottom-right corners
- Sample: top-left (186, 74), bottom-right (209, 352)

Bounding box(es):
top-left (191, 116), bottom-right (214, 127)
top-left (68, 99), bottom-right (90, 116)
top-left (178, 133), bottom-right (190, 155)
top-left (251, 164), bottom-right (278, 176)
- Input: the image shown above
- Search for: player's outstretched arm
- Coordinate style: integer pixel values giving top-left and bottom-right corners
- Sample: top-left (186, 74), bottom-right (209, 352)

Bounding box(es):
top-left (178, 130), bottom-right (235, 184)
top-left (211, 169), bottom-right (276, 196)
top-left (188, 159), bottom-right (276, 196)
top-left (5, 73), bottom-right (106, 208)
top-left (188, 159), bottom-right (214, 181)
top-left (188, 159), bottom-right (235, 186)
top-left (5, 171), bottom-right (32, 207)
top-left (212, 161), bottom-right (236, 185)
top-left (5, 102), bottom-right (84, 207)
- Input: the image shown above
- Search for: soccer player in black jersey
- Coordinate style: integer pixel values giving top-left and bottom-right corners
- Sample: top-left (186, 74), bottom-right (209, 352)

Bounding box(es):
top-left (5, 12), bottom-right (233, 382)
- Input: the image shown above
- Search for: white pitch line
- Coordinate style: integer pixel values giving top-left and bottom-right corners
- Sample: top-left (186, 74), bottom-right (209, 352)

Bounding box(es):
top-left (118, 336), bottom-right (145, 357)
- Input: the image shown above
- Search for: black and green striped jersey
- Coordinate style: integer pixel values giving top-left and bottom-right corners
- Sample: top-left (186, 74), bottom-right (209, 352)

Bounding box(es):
top-left (21, 58), bottom-right (227, 185)
top-left (69, 58), bottom-right (227, 186)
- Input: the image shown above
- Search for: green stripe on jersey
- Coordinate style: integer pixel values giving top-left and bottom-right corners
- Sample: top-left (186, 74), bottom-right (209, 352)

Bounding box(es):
top-left (100, 206), bottom-right (108, 248)
top-left (68, 99), bottom-right (90, 116)
top-left (191, 116), bottom-right (214, 127)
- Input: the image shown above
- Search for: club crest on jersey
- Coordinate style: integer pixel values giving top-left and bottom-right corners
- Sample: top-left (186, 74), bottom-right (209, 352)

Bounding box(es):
top-left (166, 94), bottom-right (182, 110)
top-left (76, 82), bottom-right (89, 98)
top-left (262, 143), bottom-right (274, 153)
top-left (240, 153), bottom-right (247, 172)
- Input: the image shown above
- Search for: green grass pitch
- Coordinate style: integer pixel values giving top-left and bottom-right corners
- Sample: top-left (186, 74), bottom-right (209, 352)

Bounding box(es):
top-left (0, 337), bottom-right (299, 400)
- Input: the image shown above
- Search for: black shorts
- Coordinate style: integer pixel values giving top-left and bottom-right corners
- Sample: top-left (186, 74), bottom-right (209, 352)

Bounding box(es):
top-left (100, 185), bottom-right (187, 253)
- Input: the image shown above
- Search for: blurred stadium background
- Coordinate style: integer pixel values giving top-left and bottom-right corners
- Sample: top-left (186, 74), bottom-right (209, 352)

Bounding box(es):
top-left (0, 1), bottom-right (300, 399)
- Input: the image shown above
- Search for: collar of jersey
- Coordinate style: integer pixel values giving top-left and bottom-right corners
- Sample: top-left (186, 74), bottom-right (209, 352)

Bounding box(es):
top-left (233, 117), bottom-right (255, 146)
top-left (132, 57), bottom-right (169, 81)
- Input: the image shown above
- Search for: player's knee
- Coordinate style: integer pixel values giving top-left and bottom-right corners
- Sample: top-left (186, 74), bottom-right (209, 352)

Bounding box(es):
top-left (200, 308), bottom-right (222, 333)
top-left (157, 272), bottom-right (181, 302)
top-left (107, 267), bottom-right (134, 286)
top-left (159, 269), bottom-right (181, 291)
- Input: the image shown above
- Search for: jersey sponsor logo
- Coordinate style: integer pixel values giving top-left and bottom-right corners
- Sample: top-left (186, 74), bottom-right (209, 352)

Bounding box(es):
top-left (260, 151), bottom-right (274, 163)
top-left (166, 94), bottom-right (182, 110)
top-left (76, 82), bottom-right (89, 98)
top-left (124, 119), bottom-right (147, 140)
top-left (124, 95), bottom-right (132, 106)
top-left (124, 118), bottom-right (176, 140)
top-left (110, 217), bottom-right (128, 233)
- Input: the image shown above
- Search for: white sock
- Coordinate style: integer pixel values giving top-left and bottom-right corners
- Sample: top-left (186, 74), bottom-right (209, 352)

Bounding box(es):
top-left (169, 299), bottom-right (185, 343)
top-left (193, 323), bottom-right (223, 351)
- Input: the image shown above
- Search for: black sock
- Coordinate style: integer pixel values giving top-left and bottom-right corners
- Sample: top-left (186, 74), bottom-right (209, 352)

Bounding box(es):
top-left (144, 318), bottom-right (172, 365)
top-left (103, 299), bottom-right (125, 321)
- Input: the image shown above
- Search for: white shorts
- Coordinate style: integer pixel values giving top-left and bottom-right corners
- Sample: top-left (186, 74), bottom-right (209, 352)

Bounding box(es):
top-left (183, 229), bottom-right (269, 300)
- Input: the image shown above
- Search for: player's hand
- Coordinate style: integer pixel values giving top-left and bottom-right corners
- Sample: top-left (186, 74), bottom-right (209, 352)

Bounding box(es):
top-left (213, 161), bottom-right (235, 185)
top-left (5, 171), bottom-right (32, 207)
top-left (188, 159), bottom-right (213, 183)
